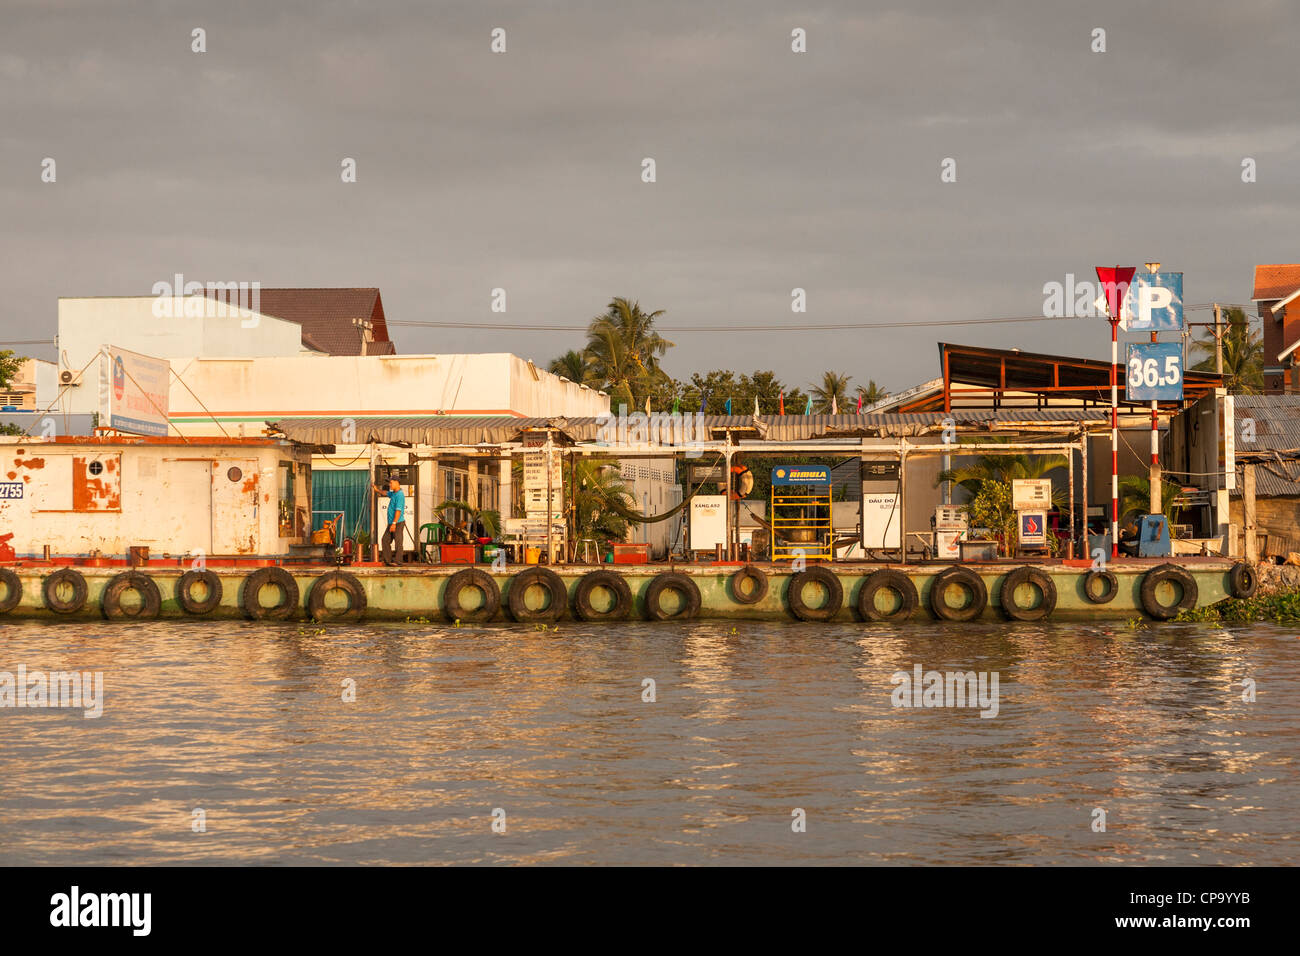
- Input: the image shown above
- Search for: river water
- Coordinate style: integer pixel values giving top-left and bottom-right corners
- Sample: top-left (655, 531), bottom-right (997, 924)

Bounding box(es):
top-left (0, 619), bottom-right (1295, 865)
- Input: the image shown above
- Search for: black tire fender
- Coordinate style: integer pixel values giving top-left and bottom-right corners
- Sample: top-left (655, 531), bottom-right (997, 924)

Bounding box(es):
top-left (308, 571), bottom-right (367, 623)
top-left (729, 565), bottom-right (769, 605)
top-left (0, 567), bottom-right (23, 614)
top-left (644, 572), bottom-right (702, 621)
top-left (787, 565), bottom-right (843, 622)
top-left (998, 566), bottom-right (1057, 622)
top-left (1139, 563), bottom-right (1198, 620)
top-left (929, 566), bottom-right (988, 622)
top-left (443, 568), bottom-right (501, 622)
top-left (1228, 562), bottom-right (1258, 600)
top-left (573, 570), bottom-right (633, 622)
top-left (507, 567), bottom-right (568, 623)
top-left (1082, 569), bottom-right (1118, 604)
top-left (176, 569), bottom-right (223, 615)
top-left (101, 571), bottom-right (162, 621)
top-left (857, 569), bottom-right (919, 622)
top-left (240, 567), bottom-right (299, 621)
top-left (43, 568), bottom-right (88, 615)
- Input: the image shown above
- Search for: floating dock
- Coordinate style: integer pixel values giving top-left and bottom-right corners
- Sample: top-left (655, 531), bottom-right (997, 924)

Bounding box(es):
top-left (0, 558), bottom-right (1256, 623)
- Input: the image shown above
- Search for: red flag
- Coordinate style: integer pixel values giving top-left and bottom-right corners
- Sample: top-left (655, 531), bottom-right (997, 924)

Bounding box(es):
top-left (779, 391), bottom-right (785, 415)
top-left (855, 393), bottom-right (863, 413)
top-left (1094, 265), bottom-right (1136, 321)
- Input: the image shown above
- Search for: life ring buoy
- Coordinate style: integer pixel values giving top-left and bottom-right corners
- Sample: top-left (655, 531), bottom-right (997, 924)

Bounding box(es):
top-left (176, 569), bottom-right (223, 615)
top-left (308, 571), bottom-right (367, 623)
top-left (240, 567), bottom-right (299, 621)
top-left (729, 565), bottom-right (769, 605)
top-left (857, 569), bottom-right (918, 622)
top-left (929, 566), bottom-right (987, 622)
top-left (0, 568), bottom-right (23, 614)
top-left (43, 568), bottom-right (87, 615)
top-left (1139, 563), bottom-right (1198, 620)
top-left (787, 565), bottom-right (843, 622)
top-left (574, 570), bottom-right (632, 622)
top-left (998, 567), bottom-right (1057, 622)
top-left (101, 571), bottom-right (162, 621)
top-left (1082, 569), bottom-right (1118, 604)
top-left (508, 567), bottom-right (567, 623)
top-left (644, 572), bottom-right (702, 621)
top-left (1228, 562), bottom-right (1258, 599)
top-left (443, 568), bottom-right (500, 622)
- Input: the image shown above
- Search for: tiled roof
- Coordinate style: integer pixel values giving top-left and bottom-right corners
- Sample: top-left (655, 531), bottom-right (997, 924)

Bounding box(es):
top-left (204, 288), bottom-right (395, 356)
top-left (1252, 265), bottom-right (1300, 302)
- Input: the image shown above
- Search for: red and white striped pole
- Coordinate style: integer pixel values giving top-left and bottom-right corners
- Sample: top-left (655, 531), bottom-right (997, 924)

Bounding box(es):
top-left (1097, 265), bottom-right (1135, 561)
top-left (1110, 315), bottom-right (1120, 559)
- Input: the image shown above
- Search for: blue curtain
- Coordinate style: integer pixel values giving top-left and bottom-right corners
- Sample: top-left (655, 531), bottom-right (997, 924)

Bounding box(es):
top-left (312, 469), bottom-right (370, 538)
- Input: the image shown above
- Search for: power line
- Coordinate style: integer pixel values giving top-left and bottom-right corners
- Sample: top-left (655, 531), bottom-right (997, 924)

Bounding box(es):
top-left (387, 302), bottom-right (1249, 334)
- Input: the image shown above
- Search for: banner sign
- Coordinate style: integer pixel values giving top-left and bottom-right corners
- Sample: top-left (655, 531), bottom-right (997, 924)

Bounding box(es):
top-left (771, 465), bottom-right (830, 486)
top-left (102, 347), bottom-right (169, 437)
top-left (1126, 342), bottom-right (1184, 401)
top-left (1122, 272), bottom-right (1184, 331)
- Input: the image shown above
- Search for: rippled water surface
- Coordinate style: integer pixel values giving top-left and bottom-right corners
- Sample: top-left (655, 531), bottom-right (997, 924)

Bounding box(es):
top-left (1, 618), bottom-right (1295, 865)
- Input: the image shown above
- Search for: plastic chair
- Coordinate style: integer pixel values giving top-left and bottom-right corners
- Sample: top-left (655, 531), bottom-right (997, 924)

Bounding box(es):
top-left (419, 522), bottom-right (445, 563)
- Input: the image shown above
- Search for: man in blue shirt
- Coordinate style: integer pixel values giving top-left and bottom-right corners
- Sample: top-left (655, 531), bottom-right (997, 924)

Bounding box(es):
top-left (372, 474), bottom-right (406, 566)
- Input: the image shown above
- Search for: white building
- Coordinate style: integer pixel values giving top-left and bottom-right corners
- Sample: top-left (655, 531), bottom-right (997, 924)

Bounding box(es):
top-left (0, 437), bottom-right (313, 559)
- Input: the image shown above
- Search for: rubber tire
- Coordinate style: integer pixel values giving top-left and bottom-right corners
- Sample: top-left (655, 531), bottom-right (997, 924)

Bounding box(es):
top-left (929, 566), bottom-right (988, 622)
top-left (102, 571), bottom-right (162, 621)
top-left (43, 568), bottom-right (87, 615)
top-left (644, 572), bottom-right (702, 621)
top-left (0, 567), bottom-right (22, 614)
top-left (240, 567), bottom-right (299, 621)
top-left (1082, 569), bottom-right (1118, 604)
top-left (787, 566), bottom-right (843, 622)
top-left (998, 566), bottom-right (1057, 622)
top-left (857, 569), bottom-right (919, 622)
top-left (443, 568), bottom-right (501, 623)
top-left (573, 570), bottom-right (633, 622)
top-left (176, 569), bottom-right (223, 615)
top-left (1139, 563), bottom-right (1198, 620)
top-left (1228, 562), bottom-right (1258, 599)
top-left (507, 567), bottom-right (568, 623)
top-left (308, 571), bottom-right (367, 623)
top-left (729, 565), bottom-right (769, 605)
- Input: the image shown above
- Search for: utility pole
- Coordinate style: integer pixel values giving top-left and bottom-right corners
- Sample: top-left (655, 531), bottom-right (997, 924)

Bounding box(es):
top-left (1213, 303), bottom-right (1224, 376)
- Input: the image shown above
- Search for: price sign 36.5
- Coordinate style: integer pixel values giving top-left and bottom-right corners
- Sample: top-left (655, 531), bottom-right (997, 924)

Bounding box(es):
top-left (1126, 342), bottom-right (1184, 401)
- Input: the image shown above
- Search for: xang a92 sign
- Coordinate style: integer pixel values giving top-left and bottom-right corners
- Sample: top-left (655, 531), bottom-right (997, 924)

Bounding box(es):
top-left (1127, 342), bottom-right (1184, 401)
top-left (1122, 272), bottom-right (1184, 331)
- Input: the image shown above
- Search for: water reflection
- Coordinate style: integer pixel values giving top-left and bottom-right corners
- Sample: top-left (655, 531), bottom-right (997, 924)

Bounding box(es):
top-left (0, 618), bottom-right (1295, 865)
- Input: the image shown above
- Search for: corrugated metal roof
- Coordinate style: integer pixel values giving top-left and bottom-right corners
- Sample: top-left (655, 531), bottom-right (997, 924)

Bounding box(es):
top-left (1233, 396), bottom-right (1300, 496)
top-left (268, 409), bottom-right (1107, 447)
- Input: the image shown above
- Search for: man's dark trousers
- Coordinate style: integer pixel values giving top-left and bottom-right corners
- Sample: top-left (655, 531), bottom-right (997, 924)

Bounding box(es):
top-left (382, 524), bottom-right (404, 564)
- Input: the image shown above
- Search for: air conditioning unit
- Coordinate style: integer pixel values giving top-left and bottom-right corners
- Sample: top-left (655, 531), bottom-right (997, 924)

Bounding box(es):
top-left (59, 370), bottom-right (80, 386)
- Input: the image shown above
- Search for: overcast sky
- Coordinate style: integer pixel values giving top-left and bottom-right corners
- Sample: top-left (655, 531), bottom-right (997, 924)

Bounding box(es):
top-left (3, 0), bottom-right (1297, 394)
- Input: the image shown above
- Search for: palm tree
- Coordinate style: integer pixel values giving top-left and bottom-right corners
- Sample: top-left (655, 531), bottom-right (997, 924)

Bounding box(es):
top-left (548, 349), bottom-right (592, 385)
top-left (1117, 474), bottom-right (1185, 527)
top-left (936, 438), bottom-right (1068, 506)
top-left (856, 380), bottom-right (889, 408)
top-left (433, 499), bottom-right (501, 538)
top-left (810, 371), bottom-right (852, 413)
top-left (570, 459), bottom-right (633, 545)
top-left (1191, 307), bottom-right (1263, 394)
top-left (584, 298), bottom-right (674, 410)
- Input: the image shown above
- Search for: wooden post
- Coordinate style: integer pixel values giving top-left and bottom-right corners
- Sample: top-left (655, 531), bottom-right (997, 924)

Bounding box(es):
top-left (1067, 442), bottom-right (1075, 559)
top-left (1243, 462), bottom-right (1258, 563)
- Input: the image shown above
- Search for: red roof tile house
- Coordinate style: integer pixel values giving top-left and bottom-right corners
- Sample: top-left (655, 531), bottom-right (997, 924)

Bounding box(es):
top-left (1253, 265), bottom-right (1300, 394)
top-left (204, 287), bottom-right (397, 356)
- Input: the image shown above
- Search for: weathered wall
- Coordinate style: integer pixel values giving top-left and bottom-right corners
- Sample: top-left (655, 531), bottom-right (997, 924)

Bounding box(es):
top-left (1228, 496), bottom-right (1300, 556)
top-left (0, 440), bottom-right (311, 558)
